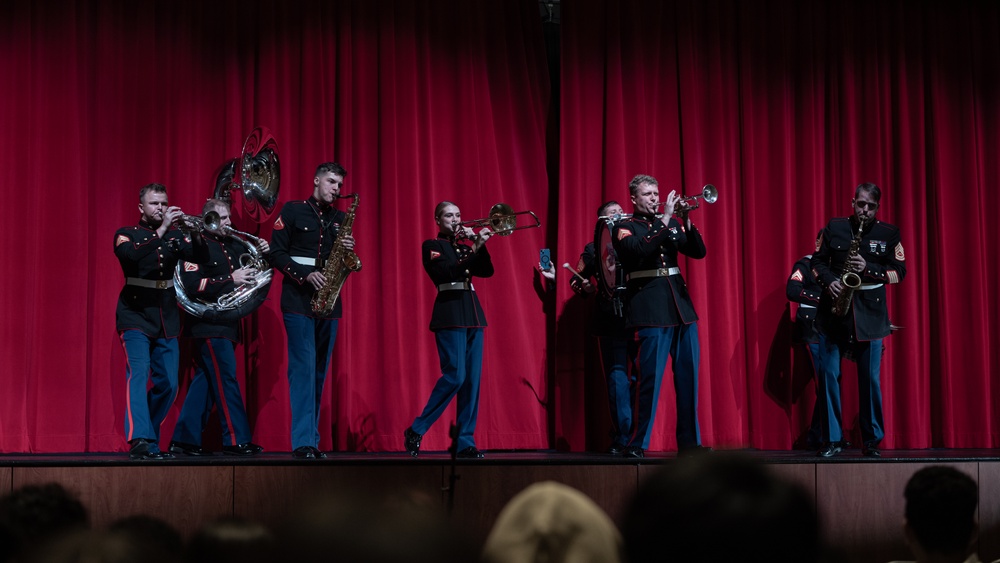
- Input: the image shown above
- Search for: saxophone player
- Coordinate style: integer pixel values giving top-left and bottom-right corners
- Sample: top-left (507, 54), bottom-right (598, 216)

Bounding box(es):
top-left (169, 198), bottom-right (266, 457)
top-left (811, 182), bottom-right (906, 458)
top-left (269, 162), bottom-right (357, 459)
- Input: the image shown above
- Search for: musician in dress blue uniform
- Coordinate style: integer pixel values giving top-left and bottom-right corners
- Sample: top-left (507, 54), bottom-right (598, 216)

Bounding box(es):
top-left (811, 182), bottom-right (906, 458)
top-left (169, 199), bottom-right (266, 457)
top-left (612, 175), bottom-right (709, 458)
top-left (404, 201), bottom-right (494, 459)
top-left (785, 242), bottom-right (824, 448)
top-left (113, 183), bottom-right (209, 460)
top-left (568, 200), bottom-right (638, 455)
top-left (269, 162), bottom-right (357, 459)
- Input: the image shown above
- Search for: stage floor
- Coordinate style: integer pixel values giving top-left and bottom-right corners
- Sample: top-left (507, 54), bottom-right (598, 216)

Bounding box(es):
top-left (3, 447), bottom-right (1000, 465)
top-left (2, 449), bottom-right (1000, 563)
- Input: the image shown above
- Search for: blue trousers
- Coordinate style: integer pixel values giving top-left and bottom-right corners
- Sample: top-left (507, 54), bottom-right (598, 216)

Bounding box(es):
top-left (172, 338), bottom-right (252, 447)
top-left (631, 323), bottom-right (701, 450)
top-left (412, 328), bottom-right (484, 451)
top-left (120, 330), bottom-right (179, 444)
top-left (599, 333), bottom-right (637, 447)
top-left (283, 314), bottom-right (339, 450)
top-left (816, 333), bottom-right (884, 444)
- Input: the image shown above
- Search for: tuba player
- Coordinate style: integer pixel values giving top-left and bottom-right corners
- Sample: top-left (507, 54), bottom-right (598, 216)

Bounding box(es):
top-left (169, 198), bottom-right (267, 457)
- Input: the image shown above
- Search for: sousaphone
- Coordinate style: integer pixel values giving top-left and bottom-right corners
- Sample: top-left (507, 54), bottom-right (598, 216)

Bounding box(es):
top-left (175, 127), bottom-right (280, 321)
top-left (213, 127), bottom-right (280, 227)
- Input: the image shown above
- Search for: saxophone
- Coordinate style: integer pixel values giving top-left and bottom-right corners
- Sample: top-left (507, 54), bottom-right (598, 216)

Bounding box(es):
top-left (831, 216), bottom-right (866, 317)
top-left (311, 193), bottom-right (362, 314)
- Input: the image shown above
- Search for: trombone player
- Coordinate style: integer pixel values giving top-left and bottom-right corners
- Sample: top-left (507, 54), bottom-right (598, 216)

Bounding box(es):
top-left (114, 183), bottom-right (210, 460)
top-left (169, 198), bottom-right (267, 457)
top-left (404, 201), bottom-right (494, 459)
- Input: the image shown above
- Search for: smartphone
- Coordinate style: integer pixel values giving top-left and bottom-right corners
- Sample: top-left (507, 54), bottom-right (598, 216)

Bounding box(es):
top-left (539, 248), bottom-right (552, 270)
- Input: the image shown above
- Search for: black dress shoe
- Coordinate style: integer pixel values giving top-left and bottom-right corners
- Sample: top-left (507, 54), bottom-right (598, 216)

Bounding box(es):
top-left (169, 441), bottom-right (212, 456)
top-left (222, 443), bottom-right (263, 456)
top-left (456, 446), bottom-right (485, 459)
top-left (129, 439), bottom-right (174, 460)
top-left (311, 447), bottom-right (328, 459)
top-left (623, 446), bottom-right (645, 459)
top-left (292, 446), bottom-right (316, 459)
top-left (404, 427), bottom-right (422, 458)
top-left (678, 445), bottom-right (713, 458)
top-left (607, 442), bottom-right (627, 456)
top-left (863, 442), bottom-right (881, 457)
top-left (817, 443), bottom-right (843, 458)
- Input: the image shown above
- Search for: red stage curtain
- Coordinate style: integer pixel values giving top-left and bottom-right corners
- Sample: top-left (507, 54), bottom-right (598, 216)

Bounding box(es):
top-left (0, 0), bottom-right (998, 454)
top-left (0, 0), bottom-right (551, 453)
top-left (556, 0), bottom-right (1000, 451)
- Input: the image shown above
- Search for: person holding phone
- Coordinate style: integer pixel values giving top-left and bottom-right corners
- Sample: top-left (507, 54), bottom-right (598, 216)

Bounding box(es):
top-left (404, 201), bottom-right (494, 459)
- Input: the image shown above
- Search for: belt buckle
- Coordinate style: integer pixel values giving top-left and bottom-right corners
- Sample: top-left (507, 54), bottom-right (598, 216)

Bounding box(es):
top-left (156, 280), bottom-right (168, 289)
top-left (657, 268), bottom-right (669, 277)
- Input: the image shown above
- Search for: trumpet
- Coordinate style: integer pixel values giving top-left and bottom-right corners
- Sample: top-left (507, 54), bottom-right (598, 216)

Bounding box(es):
top-left (458, 202), bottom-right (541, 237)
top-left (172, 211), bottom-right (221, 232)
top-left (657, 184), bottom-right (718, 214)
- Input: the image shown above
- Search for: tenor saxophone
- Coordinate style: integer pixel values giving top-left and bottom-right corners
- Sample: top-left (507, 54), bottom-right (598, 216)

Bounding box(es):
top-left (310, 193), bottom-right (362, 315)
top-left (831, 217), bottom-right (866, 317)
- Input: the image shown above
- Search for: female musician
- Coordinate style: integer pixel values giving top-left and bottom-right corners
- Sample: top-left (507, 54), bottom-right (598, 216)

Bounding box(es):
top-left (404, 201), bottom-right (494, 459)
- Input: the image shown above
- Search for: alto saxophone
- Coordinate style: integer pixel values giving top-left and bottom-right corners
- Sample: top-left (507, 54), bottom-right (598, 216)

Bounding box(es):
top-left (311, 193), bottom-right (362, 315)
top-left (831, 217), bottom-right (866, 317)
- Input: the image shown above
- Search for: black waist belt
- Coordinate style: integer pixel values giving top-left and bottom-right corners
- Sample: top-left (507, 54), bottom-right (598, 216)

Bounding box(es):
top-left (437, 282), bottom-right (474, 292)
top-left (626, 267), bottom-right (680, 282)
top-left (126, 277), bottom-right (173, 289)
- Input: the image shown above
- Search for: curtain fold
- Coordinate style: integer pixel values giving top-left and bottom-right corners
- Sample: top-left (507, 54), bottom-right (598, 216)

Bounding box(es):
top-left (557, 0), bottom-right (1000, 451)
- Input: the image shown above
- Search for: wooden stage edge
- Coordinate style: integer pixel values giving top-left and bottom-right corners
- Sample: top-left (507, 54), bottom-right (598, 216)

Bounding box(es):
top-left (2, 449), bottom-right (1000, 563)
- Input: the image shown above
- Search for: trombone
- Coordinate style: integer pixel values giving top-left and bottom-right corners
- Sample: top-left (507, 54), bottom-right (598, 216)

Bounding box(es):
top-left (459, 203), bottom-right (541, 237)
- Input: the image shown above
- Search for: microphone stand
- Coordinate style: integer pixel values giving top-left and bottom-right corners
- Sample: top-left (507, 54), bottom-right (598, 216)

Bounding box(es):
top-left (444, 422), bottom-right (460, 516)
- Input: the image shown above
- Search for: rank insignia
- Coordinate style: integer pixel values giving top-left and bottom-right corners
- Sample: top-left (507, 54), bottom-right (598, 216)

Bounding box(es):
top-left (790, 269), bottom-right (804, 282)
top-left (273, 217), bottom-right (285, 230)
top-left (895, 243), bottom-right (905, 261)
top-left (429, 250), bottom-right (441, 260)
top-left (184, 262), bottom-right (199, 272)
top-left (198, 278), bottom-right (208, 292)
top-left (617, 229), bottom-right (633, 240)
top-left (115, 234), bottom-right (129, 247)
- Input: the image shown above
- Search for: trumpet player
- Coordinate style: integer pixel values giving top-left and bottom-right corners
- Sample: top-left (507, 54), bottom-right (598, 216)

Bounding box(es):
top-left (114, 183), bottom-right (210, 460)
top-left (269, 162), bottom-right (357, 459)
top-left (611, 174), bottom-right (710, 458)
top-left (811, 182), bottom-right (906, 458)
top-left (169, 198), bottom-right (267, 457)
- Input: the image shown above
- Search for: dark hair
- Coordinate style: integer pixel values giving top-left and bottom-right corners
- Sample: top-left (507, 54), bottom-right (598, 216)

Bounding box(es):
top-left (855, 182), bottom-right (881, 203)
top-left (904, 466), bottom-right (978, 555)
top-left (0, 483), bottom-right (89, 562)
top-left (315, 162), bottom-right (347, 178)
top-left (596, 200), bottom-right (621, 217)
top-left (139, 183), bottom-right (167, 203)
top-left (186, 517), bottom-right (275, 563)
top-left (628, 175), bottom-right (658, 197)
top-left (623, 453), bottom-right (819, 563)
top-left (434, 201), bottom-right (457, 219)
